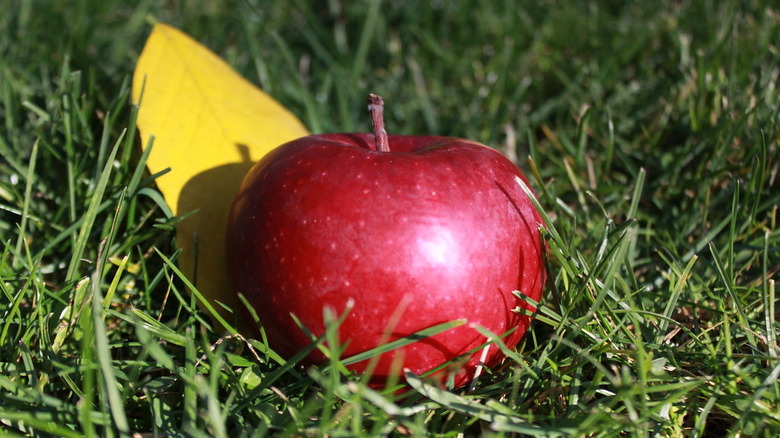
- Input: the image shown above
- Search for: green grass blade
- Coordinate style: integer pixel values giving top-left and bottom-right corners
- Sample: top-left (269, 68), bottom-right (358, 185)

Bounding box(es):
top-left (89, 261), bottom-right (131, 437)
top-left (340, 319), bottom-right (467, 366)
top-left (64, 128), bottom-right (125, 284)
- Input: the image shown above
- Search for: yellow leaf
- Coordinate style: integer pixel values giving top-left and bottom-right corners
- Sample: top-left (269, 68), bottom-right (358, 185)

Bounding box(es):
top-left (132, 23), bottom-right (309, 329)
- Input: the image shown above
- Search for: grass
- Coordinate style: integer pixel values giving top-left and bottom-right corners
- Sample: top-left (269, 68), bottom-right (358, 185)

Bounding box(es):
top-left (1, 0), bottom-right (779, 436)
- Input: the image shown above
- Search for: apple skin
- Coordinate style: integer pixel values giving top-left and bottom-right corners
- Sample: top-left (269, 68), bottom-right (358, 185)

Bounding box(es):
top-left (226, 133), bottom-right (545, 388)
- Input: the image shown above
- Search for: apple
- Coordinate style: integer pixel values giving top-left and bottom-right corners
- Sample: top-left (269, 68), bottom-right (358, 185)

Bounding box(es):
top-left (226, 94), bottom-right (546, 388)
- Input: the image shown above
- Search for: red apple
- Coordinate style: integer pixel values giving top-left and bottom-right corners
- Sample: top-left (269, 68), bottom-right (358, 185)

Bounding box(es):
top-left (226, 95), bottom-right (545, 388)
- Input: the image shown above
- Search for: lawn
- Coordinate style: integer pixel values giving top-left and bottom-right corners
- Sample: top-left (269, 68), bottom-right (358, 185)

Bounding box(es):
top-left (1, 1), bottom-right (779, 436)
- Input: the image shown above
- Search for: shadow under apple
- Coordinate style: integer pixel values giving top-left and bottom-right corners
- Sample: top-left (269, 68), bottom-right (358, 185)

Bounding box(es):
top-left (175, 145), bottom-right (255, 332)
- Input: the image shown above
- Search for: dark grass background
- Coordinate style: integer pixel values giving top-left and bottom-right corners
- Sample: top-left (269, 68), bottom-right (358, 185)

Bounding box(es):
top-left (1, 1), bottom-right (779, 436)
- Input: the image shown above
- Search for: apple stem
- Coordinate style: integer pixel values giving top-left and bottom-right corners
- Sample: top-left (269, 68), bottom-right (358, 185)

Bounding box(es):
top-left (367, 93), bottom-right (390, 152)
